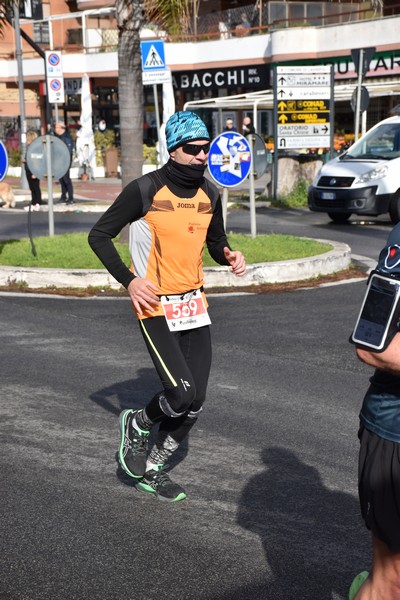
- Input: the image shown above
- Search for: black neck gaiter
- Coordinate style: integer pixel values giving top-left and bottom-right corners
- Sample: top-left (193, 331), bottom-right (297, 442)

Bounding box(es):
top-left (165, 159), bottom-right (207, 190)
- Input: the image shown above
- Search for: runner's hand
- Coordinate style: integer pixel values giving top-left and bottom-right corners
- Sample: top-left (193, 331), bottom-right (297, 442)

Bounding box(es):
top-left (127, 277), bottom-right (159, 315)
top-left (223, 247), bottom-right (246, 276)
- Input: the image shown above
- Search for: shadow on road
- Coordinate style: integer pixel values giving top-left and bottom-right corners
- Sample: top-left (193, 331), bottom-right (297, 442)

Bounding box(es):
top-left (226, 446), bottom-right (371, 600)
top-left (89, 369), bottom-right (159, 416)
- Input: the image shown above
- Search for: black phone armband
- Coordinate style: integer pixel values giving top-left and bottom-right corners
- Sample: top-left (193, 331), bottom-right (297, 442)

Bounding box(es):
top-left (351, 271), bottom-right (400, 352)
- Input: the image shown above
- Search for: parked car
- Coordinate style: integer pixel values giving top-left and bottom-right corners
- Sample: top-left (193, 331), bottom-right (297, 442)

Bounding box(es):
top-left (308, 116), bottom-right (400, 223)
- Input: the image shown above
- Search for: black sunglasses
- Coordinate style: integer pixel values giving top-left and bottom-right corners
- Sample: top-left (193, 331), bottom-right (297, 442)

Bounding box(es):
top-left (182, 142), bottom-right (211, 156)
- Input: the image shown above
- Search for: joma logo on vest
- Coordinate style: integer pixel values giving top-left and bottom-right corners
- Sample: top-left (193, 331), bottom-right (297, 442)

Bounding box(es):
top-left (178, 202), bottom-right (195, 208)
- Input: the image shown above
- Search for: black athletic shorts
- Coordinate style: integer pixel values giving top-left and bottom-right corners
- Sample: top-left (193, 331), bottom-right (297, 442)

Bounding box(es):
top-left (358, 424), bottom-right (400, 552)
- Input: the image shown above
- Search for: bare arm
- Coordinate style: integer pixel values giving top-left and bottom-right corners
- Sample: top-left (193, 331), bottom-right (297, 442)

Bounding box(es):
top-left (356, 332), bottom-right (400, 373)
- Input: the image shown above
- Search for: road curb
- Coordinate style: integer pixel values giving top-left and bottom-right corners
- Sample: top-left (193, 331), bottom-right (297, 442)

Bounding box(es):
top-left (0, 239), bottom-right (351, 290)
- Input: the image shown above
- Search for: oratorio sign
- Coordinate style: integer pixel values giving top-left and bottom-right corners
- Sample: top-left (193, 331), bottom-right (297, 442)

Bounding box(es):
top-left (275, 65), bottom-right (333, 150)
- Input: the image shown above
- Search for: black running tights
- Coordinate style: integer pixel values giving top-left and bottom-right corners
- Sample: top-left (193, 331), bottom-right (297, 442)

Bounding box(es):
top-left (138, 316), bottom-right (212, 444)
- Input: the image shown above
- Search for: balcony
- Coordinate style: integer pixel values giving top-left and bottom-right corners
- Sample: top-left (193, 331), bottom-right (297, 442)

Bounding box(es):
top-left (8, 0), bottom-right (398, 61)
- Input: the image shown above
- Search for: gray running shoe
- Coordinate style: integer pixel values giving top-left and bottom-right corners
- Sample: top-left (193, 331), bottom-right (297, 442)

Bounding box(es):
top-left (137, 466), bottom-right (187, 502)
top-left (118, 409), bottom-right (149, 478)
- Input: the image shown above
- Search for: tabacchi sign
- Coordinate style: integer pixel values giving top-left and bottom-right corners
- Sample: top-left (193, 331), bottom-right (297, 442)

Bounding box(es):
top-left (172, 65), bottom-right (270, 91)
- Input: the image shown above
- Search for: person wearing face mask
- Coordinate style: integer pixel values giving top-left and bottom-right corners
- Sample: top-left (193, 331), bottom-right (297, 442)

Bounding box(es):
top-left (88, 111), bottom-right (246, 503)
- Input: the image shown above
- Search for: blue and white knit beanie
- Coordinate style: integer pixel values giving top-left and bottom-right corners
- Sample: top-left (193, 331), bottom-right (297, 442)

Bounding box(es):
top-left (165, 111), bottom-right (210, 152)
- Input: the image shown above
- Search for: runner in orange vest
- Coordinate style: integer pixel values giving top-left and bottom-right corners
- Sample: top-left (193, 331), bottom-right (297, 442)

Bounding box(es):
top-left (89, 111), bottom-right (246, 502)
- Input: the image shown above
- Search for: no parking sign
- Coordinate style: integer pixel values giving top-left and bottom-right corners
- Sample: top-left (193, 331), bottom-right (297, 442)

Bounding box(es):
top-left (45, 51), bottom-right (65, 104)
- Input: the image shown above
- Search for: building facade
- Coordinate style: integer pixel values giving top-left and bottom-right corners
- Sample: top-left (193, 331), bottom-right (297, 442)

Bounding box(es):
top-left (0, 0), bottom-right (400, 147)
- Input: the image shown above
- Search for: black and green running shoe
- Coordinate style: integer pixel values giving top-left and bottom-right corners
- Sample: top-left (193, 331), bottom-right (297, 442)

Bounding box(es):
top-left (348, 571), bottom-right (369, 600)
top-left (137, 465), bottom-right (187, 502)
top-left (118, 409), bottom-right (149, 478)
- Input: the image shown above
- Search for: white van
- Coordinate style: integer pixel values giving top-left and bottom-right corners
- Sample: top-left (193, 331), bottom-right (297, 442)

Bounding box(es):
top-left (308, 116), bottom-right (400, 223)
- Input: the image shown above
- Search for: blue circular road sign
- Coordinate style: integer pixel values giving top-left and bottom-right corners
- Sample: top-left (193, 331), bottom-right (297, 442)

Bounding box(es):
top-left (207, 132), bottom-right (252, 187)
top-left (0, 141), bottom-right (9, 181)
top-left (50, 79), bottom-right (62, 91)
top-left (48, 52), bottom-right (60, 66)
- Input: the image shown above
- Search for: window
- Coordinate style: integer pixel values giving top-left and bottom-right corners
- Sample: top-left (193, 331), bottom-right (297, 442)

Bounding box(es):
top-left (33, 22), bottom-right (50, 44)
top-left (67, 29), bottom-right (83, 45)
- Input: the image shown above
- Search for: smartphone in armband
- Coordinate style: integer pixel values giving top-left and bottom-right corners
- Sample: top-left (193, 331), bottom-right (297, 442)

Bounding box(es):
top-left (351, 272), bottom-right (400, 352)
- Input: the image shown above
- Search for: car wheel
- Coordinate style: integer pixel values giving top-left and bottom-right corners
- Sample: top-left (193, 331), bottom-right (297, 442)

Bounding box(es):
top-left (389, 192), bottom-right (400, 224)
top-left (327, 212), bottom-right (351, 224)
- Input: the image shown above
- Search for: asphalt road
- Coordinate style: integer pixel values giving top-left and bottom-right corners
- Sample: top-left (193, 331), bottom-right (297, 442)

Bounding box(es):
top-left (1, 282), bottom-right (374, 600)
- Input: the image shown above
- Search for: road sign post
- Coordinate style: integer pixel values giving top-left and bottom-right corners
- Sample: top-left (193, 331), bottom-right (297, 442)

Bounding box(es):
top-left (351, 47), bottom-right (375, 140)
top-left (13, 0), bottom-right (29, 189)
top-left (27, 135), bottom-right (71, 236)
top-left (140, 40), bottom-right (170, 146)
top-left (273, 65), bottom-right (334, 200)
top-left (247, 134), bottom-right (256, 237)
top-left (45, 51), bottom-right (65, 105)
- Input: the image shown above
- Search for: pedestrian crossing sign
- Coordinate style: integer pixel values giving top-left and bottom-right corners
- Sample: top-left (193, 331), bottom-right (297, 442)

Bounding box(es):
top-left (141, 40), bottom-right (166, 71)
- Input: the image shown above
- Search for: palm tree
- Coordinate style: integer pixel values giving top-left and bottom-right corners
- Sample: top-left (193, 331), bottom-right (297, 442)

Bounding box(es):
top-left (116, 0), bottom-right (191, 188)
top-left (0, 0), bottom-right (191, 188)
top-left (115, 0), bottom-right (146, 188)
top-left (0, 0), bottom-right (14, 34)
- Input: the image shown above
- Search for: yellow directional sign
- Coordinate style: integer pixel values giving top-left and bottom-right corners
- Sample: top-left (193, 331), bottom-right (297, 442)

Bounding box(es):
top-left (278, 111), bottom-right (330, 124)
top-left (278, 99), bottom-right (330, 112)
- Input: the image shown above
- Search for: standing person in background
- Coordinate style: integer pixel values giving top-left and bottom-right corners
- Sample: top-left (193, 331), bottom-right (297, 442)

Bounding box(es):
top-left (349, 223), bottom-right (400, 600)
top-left (235, 13), bottom-right (251, 36)
top-left (242, 116), bottom-right (255, 136)
top-left (54, 122), bottom-right (74, 205)
top-left (240, 12), bottom-right (251, 28)
top-left (223, 118), bottom-right (237, 132)
top-left (23, 130), bottom-right (43, 212)
top-left (88, 110), bottom-right (246, 503)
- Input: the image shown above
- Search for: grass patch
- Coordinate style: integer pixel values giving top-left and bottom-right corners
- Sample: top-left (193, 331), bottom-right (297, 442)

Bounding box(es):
top-left (0, 233), bottom-right (130, 269)
top-left (204, 234), bottom-right (331, 266)
top-left (0, 232), bottom-right (331, 269)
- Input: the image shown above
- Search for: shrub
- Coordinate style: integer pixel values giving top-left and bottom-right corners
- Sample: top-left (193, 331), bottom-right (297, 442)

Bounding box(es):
top-left (94, 130), bottom-right (116, 166)
top-left (274, 178), bottom-right (308, 208)
top-left (9, 147), bottom-right (22, 167)
top-left (143, 145), bottom-right (158, 164)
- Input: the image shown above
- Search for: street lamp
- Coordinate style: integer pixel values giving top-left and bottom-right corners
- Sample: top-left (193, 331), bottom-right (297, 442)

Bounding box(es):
top-left (12, 0), bottom-right (29, 189)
